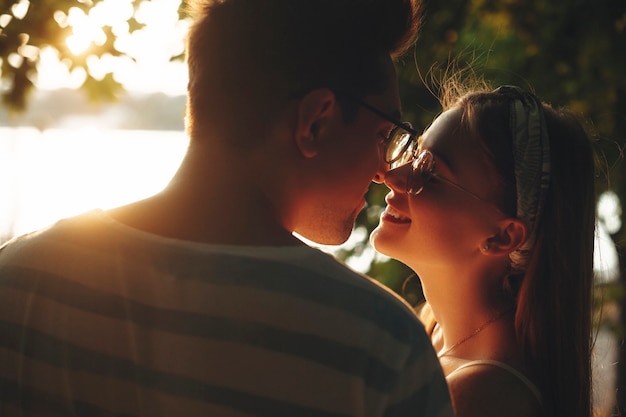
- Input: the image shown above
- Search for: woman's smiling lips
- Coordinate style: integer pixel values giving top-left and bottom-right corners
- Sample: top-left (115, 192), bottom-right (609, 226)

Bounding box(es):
top-left (381, 205), bottom-right (411, 224)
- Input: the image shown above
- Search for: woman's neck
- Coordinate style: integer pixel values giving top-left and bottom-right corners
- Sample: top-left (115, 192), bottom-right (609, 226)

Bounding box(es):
top-left (418, 266), bottom-right (515, 359)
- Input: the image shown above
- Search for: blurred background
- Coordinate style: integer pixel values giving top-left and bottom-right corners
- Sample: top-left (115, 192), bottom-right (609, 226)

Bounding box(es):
top-left (0, 0), bottom-right (624, 415)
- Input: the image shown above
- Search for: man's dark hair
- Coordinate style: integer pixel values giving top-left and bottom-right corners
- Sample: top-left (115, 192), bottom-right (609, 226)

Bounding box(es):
top-left (185, 0), bottom-right (422, 146)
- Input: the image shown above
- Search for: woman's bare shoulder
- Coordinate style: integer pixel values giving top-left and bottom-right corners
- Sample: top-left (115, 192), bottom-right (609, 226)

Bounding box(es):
top-left (446, 362), bottom-right (543, 417)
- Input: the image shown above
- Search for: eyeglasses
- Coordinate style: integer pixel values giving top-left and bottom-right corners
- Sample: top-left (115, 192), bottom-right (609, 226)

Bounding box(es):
top-left (339, 95), bottom-right (419, 169)
top-left (407, 150), bottom-right (502, 210)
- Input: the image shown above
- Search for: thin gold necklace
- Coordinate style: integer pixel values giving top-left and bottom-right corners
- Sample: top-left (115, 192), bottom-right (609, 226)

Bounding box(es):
top-left (437, 309), bottom-right (514, 358)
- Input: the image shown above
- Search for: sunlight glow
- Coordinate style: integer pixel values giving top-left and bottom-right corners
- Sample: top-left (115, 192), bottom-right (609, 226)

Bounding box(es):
top-left (66, 7), bottom-right (107, 55)
top-left (0, 14), bottom-right (13, 28)
top-left (41, 0), bottom-right (189, 95)
top-left (7, 52), bottom-right (23, 68)
top-left (11, 0), bottom-right (30, 20)
top-left (90, 0), bottom-right (134, 26)
top-left (86, 53), bottom-right (117, 81)
top-left (112, 0), bottom-right (189, 94)
top-left (36, 47), bottom-right (87, 89)
top-left (595, 190), bottom-right (622, 283)
top-left (18, 43), bottom-right (38, 61)
top-left (0, 128), bottom-right (188, 238)
top-left (598, 190), bottom-right (622, 234)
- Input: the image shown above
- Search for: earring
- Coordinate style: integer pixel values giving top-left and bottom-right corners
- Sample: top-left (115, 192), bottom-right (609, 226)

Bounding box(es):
top-left (482, 244), bottom-right (489, 252)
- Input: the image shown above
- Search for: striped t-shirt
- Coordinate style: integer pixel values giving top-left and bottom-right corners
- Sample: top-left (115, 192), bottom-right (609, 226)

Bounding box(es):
top-left (0, 210), bottom-right (453, 417)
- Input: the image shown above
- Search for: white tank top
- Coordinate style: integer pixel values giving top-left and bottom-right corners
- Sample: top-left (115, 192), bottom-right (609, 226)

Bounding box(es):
top-left (447, 359), bottom-right (542, 404)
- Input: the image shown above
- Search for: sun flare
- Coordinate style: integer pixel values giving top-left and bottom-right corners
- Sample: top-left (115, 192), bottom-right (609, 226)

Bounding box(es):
top-left (63, 0), bottom-right (133, 56)
top-left (39, 0), bottom-right (188, 94)
top-left (0, 127), bottom-right (189, 238)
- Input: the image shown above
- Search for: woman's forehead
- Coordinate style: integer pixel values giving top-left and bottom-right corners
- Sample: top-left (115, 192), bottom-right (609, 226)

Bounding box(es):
top-left (419, 107), bottom-right (464, 149)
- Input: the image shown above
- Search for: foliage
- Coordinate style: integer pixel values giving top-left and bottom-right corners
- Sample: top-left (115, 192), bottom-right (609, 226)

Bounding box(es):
top-left (2, 1), bottom-right (626, 412)
top-left (359, 0), bottom-right (626, 291)
top-left (1, 0), bottom-right (625, 290)
top-left (0, 0), bottom-right (150, 113)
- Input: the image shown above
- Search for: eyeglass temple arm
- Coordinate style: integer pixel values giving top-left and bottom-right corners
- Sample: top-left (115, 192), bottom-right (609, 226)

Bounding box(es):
top-left (335, 91), bottom-right (420, 136)
top-left (357, 100), bottom-right (419, 135)
top-left (430, 172), bottom-right (493, 204)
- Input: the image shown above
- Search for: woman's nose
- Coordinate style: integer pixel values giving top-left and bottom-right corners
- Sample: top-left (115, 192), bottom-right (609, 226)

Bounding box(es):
top-left (383, 162), bottom-right (411, 192)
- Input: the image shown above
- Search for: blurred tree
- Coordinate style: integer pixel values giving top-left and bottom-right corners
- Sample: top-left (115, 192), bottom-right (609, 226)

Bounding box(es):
top-left (396, 0), bottom-right (626, 187)
top-left (2, 0), bottom-right (626, 404)
top-left (1, 0), bottom-right (625, 413)
top-left (364, 0), bottom-right (626, 415)
top-left (0, 0), bottom-right (187, 113)
top-left (360, 0), bottom-right (626, 295)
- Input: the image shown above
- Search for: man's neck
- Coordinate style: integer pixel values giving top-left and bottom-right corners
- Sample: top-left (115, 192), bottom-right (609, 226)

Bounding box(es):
top-left (107, 148), bottom-right (302, 246)
top-left (107, 188), bottom-right (303, 247)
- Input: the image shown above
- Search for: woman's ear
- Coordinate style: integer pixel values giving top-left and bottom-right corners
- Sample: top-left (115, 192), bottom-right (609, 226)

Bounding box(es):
top-left (294, 89), bottom-right (336, 158)
top-left (482, 218), bottom-right (528, 255)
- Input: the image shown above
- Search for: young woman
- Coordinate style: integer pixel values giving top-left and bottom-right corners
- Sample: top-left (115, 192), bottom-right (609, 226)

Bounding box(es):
top-left (371, 85), bottom-right (596, 417)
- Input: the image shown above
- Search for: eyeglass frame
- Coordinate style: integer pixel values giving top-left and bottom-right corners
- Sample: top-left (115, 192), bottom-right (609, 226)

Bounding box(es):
top-left (289, 90), bottom-right (506, 213)
top-left (407, 149), bottom-right (508, 215)
top-left (288, 90), bottom-right (420, 166)
top-left (339, 93), bottom-right (507, 213)
top-left (333, 92), bottom-right (420, 167)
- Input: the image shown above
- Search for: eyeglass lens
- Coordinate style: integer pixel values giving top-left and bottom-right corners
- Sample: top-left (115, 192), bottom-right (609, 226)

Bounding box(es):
top-left (406, 150), bottom-right (433, 195)
top-left (385, 123), bottom-right (418, 169)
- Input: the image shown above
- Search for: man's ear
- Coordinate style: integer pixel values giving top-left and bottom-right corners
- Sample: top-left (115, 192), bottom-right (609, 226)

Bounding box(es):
top-left (482, 218), bottom-right (528, 255)
top-left (294, 89), bottom-right (336, 158)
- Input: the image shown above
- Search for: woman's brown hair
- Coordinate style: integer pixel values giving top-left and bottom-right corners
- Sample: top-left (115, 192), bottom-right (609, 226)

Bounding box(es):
top-left (445, 83), bottom-right (595, 417)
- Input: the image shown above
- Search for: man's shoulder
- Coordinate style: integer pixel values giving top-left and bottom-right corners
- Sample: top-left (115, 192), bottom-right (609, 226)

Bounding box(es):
top-left (202, 248), bottom-right (429, 339)
top-left (0, 210), bottom-right (111, 257)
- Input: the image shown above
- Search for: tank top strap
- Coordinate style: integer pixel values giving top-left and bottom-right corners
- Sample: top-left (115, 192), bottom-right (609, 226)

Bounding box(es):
top-left (448, 359), bottom-right (542, 404)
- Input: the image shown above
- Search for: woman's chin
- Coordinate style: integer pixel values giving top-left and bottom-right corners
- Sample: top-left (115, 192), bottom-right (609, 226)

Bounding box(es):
top-left (370, 226), bottom-right (397, 257)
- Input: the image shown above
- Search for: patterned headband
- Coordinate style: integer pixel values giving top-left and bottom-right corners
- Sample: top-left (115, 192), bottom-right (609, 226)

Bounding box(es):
top-left (492, 86), bottom-right (551, 273)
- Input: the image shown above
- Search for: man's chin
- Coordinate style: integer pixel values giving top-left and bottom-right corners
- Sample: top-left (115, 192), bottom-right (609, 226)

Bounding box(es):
top-left (293, 225), bottom-right (352, 247)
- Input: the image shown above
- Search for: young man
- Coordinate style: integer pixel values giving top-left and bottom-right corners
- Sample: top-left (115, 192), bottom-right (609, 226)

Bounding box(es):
top-left (0, 1), bottom-right (453, 416)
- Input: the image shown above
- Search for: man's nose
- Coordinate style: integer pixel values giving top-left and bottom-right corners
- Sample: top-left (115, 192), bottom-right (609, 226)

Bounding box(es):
top-left (372, 142), bottom-right (390, 184)
top-left (372, 158), bottom-right (390, 183)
